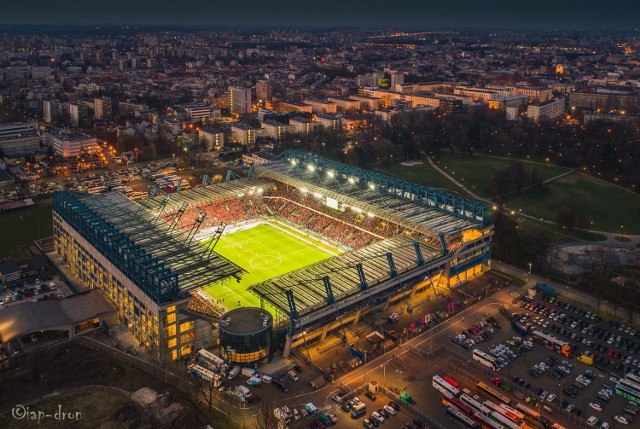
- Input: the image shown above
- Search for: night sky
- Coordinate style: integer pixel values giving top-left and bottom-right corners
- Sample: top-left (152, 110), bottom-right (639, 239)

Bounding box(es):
top-left (1, 0), bottom-right (638, 30)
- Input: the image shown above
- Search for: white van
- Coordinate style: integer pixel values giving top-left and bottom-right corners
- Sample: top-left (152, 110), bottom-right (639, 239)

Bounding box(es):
top-left (227, 366), bottom-right (240, 380)
top-left (287, 370), bottom-right (299, 382)
top-left (260, 375), bottom-right (273, 384)
top-left (242, 367), bottom-right (256, 378)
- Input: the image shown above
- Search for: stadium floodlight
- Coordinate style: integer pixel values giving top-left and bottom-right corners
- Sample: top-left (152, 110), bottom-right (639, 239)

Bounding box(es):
top-left (369, 183), bottom-right (376, 190)
top-left (327, 170), bottom-right (335, 178)
top-left (257, 187), bottom-right (263, 194)
top-left (313, 192), bottom-right (323, 199)
top-left (307, 164), bottom-right (315, 172)
top-left (348, 177), bottom-right (356, 184)
top-left (290, 159), bottom-right (297, 166)
top-left (367, 212), bottom-right (374, 217)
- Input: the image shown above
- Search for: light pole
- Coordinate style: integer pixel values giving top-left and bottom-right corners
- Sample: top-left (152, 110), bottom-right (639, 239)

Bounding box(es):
top-left (621, 225), bottom-right (624, 238)
top-left (528, 263), bottom-right (532, 275)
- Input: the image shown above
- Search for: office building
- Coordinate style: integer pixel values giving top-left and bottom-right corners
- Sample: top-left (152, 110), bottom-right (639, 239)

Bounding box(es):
top-left (183, 104), bottom-right (220, 121)
top-left (229, 86), bottom-right (252, 114)
top-left (43, 100), bottom-right (62, 124)
top-left (45, 130), bottom-right (100, 158)
top-left (0, 122), bottom-right (40, 157)
top-left (527, 98), bottom-right (566, 123)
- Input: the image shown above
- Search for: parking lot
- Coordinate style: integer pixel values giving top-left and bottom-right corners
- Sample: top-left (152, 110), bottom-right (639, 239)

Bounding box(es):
top-left (444, 291), bottom-right (640, 428)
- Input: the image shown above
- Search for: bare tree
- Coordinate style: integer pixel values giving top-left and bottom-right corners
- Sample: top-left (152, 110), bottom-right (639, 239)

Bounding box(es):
top-left (197, 378), bottom-right (217, 412)
top-left (254, 400), bottom-right (277, 429)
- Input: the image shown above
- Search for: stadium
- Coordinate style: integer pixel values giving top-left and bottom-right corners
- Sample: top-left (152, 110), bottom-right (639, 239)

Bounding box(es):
top-left (52, 150), bottom-right (493, 363)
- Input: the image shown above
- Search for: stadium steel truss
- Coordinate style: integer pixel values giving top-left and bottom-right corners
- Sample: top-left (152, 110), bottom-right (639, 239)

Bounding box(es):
top-left (53, 190), bottom-right (245, 304)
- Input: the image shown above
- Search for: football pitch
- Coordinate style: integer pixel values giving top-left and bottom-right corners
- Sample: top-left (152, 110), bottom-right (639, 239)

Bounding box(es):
top-left (202, 222), bottom-right (337, 312)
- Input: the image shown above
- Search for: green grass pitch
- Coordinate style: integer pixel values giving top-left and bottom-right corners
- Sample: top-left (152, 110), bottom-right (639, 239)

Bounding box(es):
top-left (202, 222), bottom-right (336, 313)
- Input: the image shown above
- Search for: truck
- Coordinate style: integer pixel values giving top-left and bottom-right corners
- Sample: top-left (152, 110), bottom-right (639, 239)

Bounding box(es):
top-left (491, 377), bottom-right (512, 392)
top-left (310, 375), bottom-right (327, 389)
top-left (242, 367), bottom-right (256, 378)
top-left (535, 282), bottom-right (556, 296)
top-left (227, 366), bottom-right (241, 380)
top-left (512, 320), bottom-right (530, 336)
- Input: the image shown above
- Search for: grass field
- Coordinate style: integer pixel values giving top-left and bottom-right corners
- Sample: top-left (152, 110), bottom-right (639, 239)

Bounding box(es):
top-left (434, 153), bottom-right (573, 197)
top-left (202, 222), bottom-right (336, 311)
top-left (0, 197), bottom-right (53, 259)
top-left (504, 172), bottom-right (640, 234)
top-left (382, 153), bottom-right (572, 198)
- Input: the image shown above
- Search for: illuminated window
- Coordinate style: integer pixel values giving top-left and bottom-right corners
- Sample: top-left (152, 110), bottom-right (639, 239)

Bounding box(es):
top-left (168, 338), bottom-right (177, 348)
top-left (166, 313), bottom-right (176, 324)
top-left (166, 324), bottom-right (176, 337)
top-left (171, 349), bottom-right (178, 360)
top-left (166, 306), bottom-right (176, 313)
top-left (180, 321), bottom-right (194, 332)
top-left (180, 333), bottom-right (192, 344)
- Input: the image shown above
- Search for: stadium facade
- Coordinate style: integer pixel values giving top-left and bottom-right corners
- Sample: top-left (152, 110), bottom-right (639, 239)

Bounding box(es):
top-left (52, 150), bottom-right (493, 362)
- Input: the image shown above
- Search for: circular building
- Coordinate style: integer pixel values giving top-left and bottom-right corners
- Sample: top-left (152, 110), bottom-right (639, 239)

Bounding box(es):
top-left (219, 307), bottom-right (272, 364)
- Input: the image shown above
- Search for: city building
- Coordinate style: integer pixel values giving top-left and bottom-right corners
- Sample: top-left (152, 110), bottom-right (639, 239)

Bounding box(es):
top-left (182, 104), bottom-right (220, 121)
top-left (228, 86), bottom-right (252, 114)
top-left (289, 117), bottom-right (319, 134)
top-left (94, 97), bottom-right (112, 120)
top-left (230, 123), bottom-right (257, 145)
top-left (199, 126), bottom-right (225, 151)
top-left (256, 80), bottom-right (273, 103)
top-left (0, 122), bottom-right (40, 157)
top-left (569, 91), bottom-right (640, 115)
top-left (68, 103), bottom-right (88, 127)
top-left (43, 100), bottom-right (62, 124)
top-left (260, 120), bottom-right (293, 140)
top-left (315, 114), bottom-right (341, 132)
top-left (45, 130), bottom-right (100, 158)
top-left (527, 97), bottom-right (566, 122)
top-left (303, 98), bottom-right (337, 114)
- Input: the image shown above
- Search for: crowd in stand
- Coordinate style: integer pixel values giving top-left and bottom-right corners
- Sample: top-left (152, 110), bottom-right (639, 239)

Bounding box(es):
top-left (166, 182), bottom-right (428, 250)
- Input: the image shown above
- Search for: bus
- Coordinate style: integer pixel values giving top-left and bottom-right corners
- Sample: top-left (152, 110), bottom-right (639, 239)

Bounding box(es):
top-left (489, 411), bottom-right (523, 429)
top-left (88, 186), bottom-right (108, 194)
top-left (477, 382), bottom-right (512, 405)
top-left (474, 412), bottom-right (506, 429)
top-left (198, 348), bottom-right (226, 371)
top-left (460, 393), bottom-right (492, 416)
top-left (473, 349), bottom-right (500, 371)
top-left (615, 378), bottom-right (640, 405)
top-left (626, 373), bottom-right (640, 384)
top-left (446, 407), bottom-right (481, 429)
top-left (514, 403), bottom-right (540, 421)
top-left (531, 330), bottom-right (572, 358)
top-left (444, 376), bottom-right (461, 389)
top-left (484, 401), bottom-right (521, 424)
top-left (188, 364), bottom-right (222, 387)
top-left (498, 404), bottom-right (525, 423)
top-left (443, 393), bottom-right (475, 417)
top-left (433, 375), bottom-right (461, 397)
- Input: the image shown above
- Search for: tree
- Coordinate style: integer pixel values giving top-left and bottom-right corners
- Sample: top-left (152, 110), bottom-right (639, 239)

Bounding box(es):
top-left (254, 401), bottom-right (277, 429)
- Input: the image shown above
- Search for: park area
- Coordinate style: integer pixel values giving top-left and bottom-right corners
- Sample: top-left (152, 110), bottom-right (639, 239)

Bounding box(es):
top-left (202, 222), bottom-right (337, 311)
top-left (384, 154), bottom-right (640, 235)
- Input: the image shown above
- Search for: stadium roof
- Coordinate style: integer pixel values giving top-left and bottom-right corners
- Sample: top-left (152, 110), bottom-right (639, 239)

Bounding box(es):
top-left (53, 191), bottom-right (244, 304)
top-left (0, 290), bottom-right (116, 343)
top-left (255, 150), bottom-right (491, 236)
top-left (143, 178), bottom-right (268, 213)
top-left (249, 235), bottom-right (441, 317)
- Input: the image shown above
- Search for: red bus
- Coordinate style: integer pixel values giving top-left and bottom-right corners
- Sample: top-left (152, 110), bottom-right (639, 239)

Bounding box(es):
top-left (444, 376), bottom-right (461, 389)
top-left (443, 393), bottom-right (475, 418)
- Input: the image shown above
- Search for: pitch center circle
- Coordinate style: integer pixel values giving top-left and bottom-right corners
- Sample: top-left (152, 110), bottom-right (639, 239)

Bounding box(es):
top-left (249, 254), bottom-right (282, 270)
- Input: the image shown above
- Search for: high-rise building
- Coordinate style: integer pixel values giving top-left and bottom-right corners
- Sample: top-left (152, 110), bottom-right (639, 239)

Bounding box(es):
top-left (68, 103), bottom-right (88, 127)
top-left (256, 80), bottom-right (273, 103)
top-left (94, 97), bottom-right (112, 120)
top-left (43, 100), bottom-right (62, 124)
top-left (389, 71), bottom-right (405, 91)
top-left (228, 86), bottom-right (252, 114)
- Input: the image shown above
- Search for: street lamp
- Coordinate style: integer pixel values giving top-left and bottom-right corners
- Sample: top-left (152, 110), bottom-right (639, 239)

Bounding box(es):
top-left (528, 263), bottom-right (532, 275)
